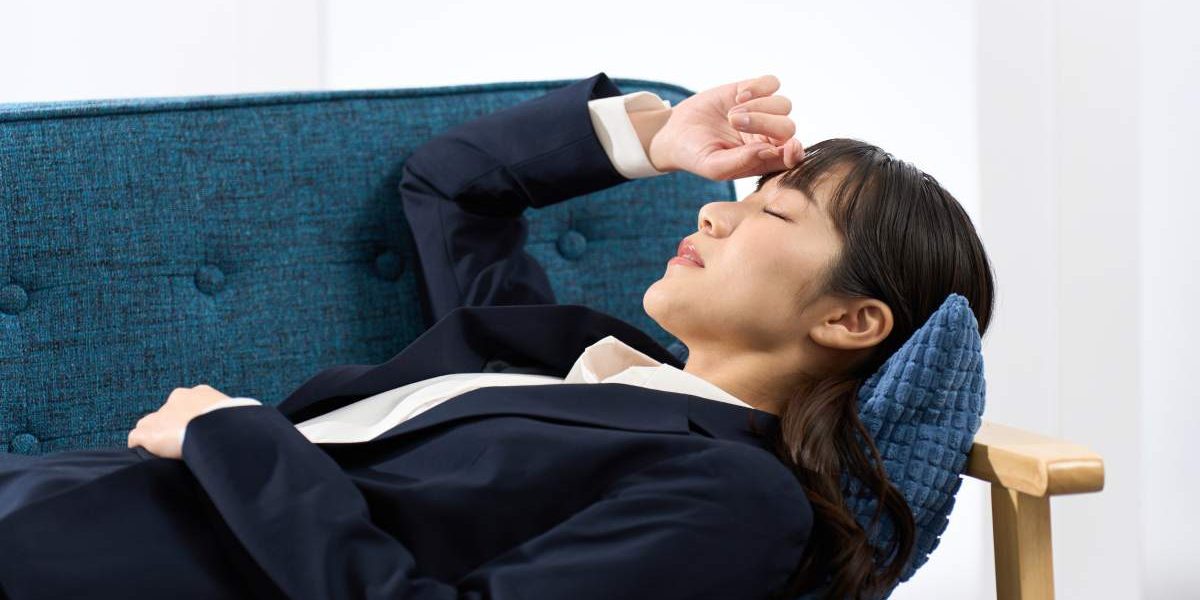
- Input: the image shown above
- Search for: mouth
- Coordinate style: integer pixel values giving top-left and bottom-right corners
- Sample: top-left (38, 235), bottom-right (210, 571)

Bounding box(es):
top-left (671, 238), bottom-right (705, 268)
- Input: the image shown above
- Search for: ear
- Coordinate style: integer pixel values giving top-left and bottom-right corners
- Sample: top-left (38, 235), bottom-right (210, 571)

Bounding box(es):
top-left (808, 297), bottom-right (893, 351)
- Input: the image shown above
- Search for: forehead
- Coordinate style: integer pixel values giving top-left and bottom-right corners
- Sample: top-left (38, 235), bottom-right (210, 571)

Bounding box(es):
top-left (757, 175), bottom-right (817, 208)
top-left (772, 164), bottom-right (857, 209)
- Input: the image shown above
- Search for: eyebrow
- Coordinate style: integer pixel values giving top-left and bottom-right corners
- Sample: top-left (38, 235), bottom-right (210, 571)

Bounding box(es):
top-left (749, 176), bottom-right (816, 208)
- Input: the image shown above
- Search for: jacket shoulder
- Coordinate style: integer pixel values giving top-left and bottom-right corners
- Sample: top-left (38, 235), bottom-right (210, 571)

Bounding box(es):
top-left (619, 443), bottom-right (813, 543)
top-left (702, 444), bottom-right (813, 535)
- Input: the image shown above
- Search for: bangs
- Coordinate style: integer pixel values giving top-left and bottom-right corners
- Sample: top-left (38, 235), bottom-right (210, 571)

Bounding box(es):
top-left (753, 138), bottom-right (893, 228)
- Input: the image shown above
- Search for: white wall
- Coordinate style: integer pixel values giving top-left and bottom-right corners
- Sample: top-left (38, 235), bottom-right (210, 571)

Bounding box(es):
top-left (1139, 0), bottom-right (1200, 595)
top-left (322, 0), bottom-right (982, 224)
top-left (1, 0), bottom-right (321, 102)
top-left (978, 0), bottom-right (1200, 598)
top-left (979, 0), bottom-right (1143, 597)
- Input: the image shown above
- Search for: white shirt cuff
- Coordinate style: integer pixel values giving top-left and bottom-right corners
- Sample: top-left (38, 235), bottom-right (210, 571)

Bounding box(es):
top-left (180, 397), bottom-right (263, 446)
top-left (587, 91), bottom-right (672, 179)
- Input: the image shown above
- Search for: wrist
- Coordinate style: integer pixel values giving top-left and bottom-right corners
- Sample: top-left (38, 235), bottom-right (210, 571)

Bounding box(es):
top-left (629, 107), bottom-right (674, 172)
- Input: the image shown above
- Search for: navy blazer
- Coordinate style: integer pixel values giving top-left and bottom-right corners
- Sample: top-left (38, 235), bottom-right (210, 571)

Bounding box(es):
top-left (0, 72), bottom-right (812, 600)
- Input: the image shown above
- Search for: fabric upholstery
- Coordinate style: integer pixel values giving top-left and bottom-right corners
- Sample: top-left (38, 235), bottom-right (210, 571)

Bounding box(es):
top-left (0, 77), bottom-right (716, 454)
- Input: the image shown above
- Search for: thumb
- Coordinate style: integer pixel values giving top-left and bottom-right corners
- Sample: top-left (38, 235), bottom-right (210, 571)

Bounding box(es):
top-left (704, 142), bottom-right (776, 178)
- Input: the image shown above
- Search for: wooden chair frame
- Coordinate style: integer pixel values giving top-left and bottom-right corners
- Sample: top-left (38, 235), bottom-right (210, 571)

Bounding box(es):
top-left (965, 421), bottom-right (1105, 599)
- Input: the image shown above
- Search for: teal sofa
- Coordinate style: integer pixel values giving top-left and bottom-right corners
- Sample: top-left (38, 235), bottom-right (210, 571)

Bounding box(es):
top-left (0, 76), bottom-right (711, 456)
top-left (5, 74), bottom-right (1041, 599)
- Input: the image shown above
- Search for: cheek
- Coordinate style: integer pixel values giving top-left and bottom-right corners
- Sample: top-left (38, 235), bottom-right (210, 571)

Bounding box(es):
top-left (714, 246), bottom-right (801, 312)
top-left (733, 239), bottom-right (830, 306)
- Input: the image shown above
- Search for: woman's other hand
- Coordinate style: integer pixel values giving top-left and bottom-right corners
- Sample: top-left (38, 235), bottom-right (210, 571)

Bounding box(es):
top-left (647, 74), bottom-right (804, 181)
top-left (127, 384), bottom-right (232, 459)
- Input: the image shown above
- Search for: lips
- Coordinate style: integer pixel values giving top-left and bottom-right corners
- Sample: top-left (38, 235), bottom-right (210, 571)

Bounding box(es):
top-left (675, 238), bottom-right (705, 267)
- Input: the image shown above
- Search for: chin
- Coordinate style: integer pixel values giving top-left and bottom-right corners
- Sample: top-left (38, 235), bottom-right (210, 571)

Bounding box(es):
top-left (641, 284), bottom-right (658, 320)
top-left (642, 280), bottom-right (685, 338)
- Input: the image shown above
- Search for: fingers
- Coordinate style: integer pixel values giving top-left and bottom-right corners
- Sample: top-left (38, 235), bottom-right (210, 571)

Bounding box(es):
top-left (755, 139), bottom-right (806, 169)
top-left (705, 142), bottom-right (774, 181)
top-left (782, 138), bottom-right (805, 168)
top-left (728, 76), bottom-right (797, 151)
top-left (728, 96), bottom-right (794, 146)
top-left (728, 111), bottom-right (796, 143)
top-left (733, 74), bottom-right (781, 104)
top-left (710, 75), bottom-right (806, 176)
top-left (728, 95), bottom-right (792, 117)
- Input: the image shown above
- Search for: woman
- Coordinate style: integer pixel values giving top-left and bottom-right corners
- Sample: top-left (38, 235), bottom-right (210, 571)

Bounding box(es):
top-left (625, 75), bottom-right (996, 597)
top-left (1, 73), bottom-right (993, 600)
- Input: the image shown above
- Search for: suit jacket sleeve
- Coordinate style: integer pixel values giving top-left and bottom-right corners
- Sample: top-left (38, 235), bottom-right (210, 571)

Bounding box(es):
top-left (181, 404), bottom-right (812, 600)
top-left (177, 396), bottom-right (262, 446)
top-left (399, 71), bottom-right (644, 326)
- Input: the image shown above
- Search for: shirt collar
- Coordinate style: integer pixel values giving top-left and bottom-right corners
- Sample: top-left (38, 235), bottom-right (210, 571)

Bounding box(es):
top-left (563, 335), bottom-right (754, 410)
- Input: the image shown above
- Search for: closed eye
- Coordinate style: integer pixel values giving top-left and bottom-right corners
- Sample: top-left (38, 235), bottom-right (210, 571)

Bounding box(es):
top-left (763, 208), bottom-right (788, 221)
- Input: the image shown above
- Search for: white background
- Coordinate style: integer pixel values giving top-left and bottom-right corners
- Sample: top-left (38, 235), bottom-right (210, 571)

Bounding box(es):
top-left (3, 0), bottom-right (1197, 597)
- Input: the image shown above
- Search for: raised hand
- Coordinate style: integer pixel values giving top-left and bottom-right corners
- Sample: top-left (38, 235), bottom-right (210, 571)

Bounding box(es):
top-left (647, 74), bottom-right (804, 181)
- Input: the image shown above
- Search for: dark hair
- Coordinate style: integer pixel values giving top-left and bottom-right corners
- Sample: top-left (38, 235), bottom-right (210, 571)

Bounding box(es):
top-left (757, 139), bottom-right (996, 599)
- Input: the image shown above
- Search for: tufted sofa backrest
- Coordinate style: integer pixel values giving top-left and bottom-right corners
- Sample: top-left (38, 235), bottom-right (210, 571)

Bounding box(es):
top-left (0, 76), bottom-right (724, 454)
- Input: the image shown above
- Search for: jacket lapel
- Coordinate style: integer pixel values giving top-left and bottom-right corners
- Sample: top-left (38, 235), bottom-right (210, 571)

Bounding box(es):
top-left (274, 303), bottom-right (780, 452)
top-left (275, 303), bottom-right (680, 421)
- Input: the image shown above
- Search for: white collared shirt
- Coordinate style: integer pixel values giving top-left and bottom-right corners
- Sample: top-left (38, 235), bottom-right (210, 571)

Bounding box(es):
top-left (585, 90), bottom-right (672, 178)
top-left (188, 334), bottom-right (751, 446)
top-left (182, 90), bottom-right (704, 445)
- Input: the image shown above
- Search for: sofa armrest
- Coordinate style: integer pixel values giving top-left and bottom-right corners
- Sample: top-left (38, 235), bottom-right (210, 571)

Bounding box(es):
top-left (964, 420), bottom-right (1105, 600)
top-left (965, 420), bottom-right (1105, 496)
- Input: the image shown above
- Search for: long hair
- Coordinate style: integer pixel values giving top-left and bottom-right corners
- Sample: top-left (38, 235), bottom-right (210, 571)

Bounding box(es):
top-left (755, 139), bottom-right (996, 599)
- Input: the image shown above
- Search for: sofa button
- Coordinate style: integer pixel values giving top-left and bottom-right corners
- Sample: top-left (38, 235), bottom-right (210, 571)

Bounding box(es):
top-left (10, 433), bottom-right (39, 455)
top-left (374, 251), bottom-right (404, 280)
top-left (0, 284), bottom-right (28, 315)
top-left (556, 230), bottom-right (587, 260)
top-left (194, 264), bottom-right (225, 295)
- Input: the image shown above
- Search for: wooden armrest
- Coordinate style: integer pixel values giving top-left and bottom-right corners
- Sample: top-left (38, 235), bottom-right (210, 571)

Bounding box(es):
top-left (967, 420), bottom-right (1105, 599)
top-left (965, 420), bottom-right (1105, 497)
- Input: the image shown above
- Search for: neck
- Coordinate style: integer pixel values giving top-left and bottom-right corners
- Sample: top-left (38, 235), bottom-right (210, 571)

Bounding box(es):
top-left (682, 346), bottom-right (809, 416)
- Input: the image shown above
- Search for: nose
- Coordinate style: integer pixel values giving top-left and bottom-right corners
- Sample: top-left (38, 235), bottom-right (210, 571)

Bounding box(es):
top-left (697, 200), bottom-right (740, 236)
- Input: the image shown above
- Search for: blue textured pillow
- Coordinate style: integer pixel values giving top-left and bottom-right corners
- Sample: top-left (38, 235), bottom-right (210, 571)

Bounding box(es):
top-left (803, 292), bottom-right (986, 598)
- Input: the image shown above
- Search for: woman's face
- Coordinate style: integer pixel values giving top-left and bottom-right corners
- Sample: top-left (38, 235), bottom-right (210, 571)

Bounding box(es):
top-left (643, 171), bottom-right (846, 370)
